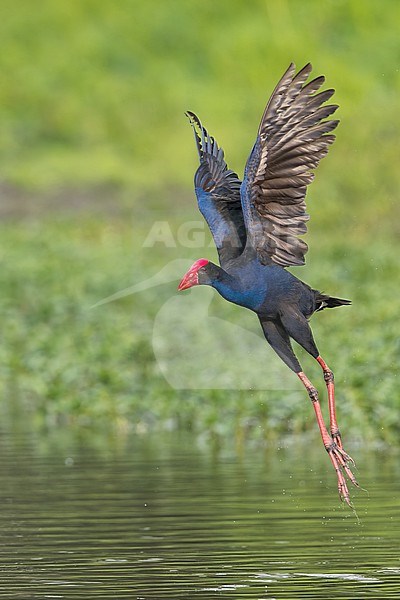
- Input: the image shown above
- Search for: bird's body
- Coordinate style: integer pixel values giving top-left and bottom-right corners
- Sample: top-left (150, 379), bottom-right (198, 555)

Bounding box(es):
top-left (178, 63), bottom-right (358, 505)
top-left (203, 256), bottom-right (319, 316)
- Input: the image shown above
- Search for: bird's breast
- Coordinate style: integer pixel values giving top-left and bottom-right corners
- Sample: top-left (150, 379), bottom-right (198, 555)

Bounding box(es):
top-left (213, 278), bottom-right (266, 312)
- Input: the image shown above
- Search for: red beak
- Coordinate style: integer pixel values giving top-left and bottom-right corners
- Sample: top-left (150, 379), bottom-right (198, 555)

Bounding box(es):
top-left (178, 266), bottom-right (200, 291)
top-left (178, 259), bottom-right (209, 291)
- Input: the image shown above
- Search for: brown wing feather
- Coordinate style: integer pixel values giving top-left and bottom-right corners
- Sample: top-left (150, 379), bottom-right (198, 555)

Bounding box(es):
top-left (241, 63), bottom-right (338, 267)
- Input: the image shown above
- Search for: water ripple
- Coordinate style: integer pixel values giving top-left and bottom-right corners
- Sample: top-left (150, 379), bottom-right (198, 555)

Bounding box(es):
top-left (0, 430), bottom-right (399, 598)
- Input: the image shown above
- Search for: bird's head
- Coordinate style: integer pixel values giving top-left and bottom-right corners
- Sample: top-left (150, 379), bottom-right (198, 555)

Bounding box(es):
top-left (178, 258), bottom-right (210, 291)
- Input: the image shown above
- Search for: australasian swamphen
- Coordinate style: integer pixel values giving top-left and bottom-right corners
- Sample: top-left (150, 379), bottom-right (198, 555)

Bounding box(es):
top-left (178, 63), bottom-right (359, 506)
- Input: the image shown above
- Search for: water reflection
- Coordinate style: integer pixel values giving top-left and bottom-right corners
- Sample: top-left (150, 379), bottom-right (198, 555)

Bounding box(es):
top-left (0, 427), bottom-right (399, 598)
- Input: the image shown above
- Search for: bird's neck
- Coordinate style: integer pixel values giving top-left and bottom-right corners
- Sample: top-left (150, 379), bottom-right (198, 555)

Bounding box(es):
top-left (204, 263), bottom-right (235, 288)
top-left (204, 265), bottom-right (245, 305)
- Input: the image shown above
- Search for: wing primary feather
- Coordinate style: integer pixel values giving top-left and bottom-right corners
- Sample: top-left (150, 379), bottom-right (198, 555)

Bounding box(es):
top-left (185, 111), bottom-right (205, 159)
top-left (257, 62), bottom-right (297, 135)
top-left (186, 111), bottom-right (247, 265)
top-left (241, 64), bottom-right (339, 267)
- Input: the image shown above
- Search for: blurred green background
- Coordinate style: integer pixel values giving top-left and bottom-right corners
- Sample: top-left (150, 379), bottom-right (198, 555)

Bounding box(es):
top-left (0, 0), bottom-right (399, 445)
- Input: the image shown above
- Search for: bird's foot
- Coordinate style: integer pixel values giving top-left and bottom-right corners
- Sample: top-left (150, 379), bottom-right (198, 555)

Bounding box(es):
top-left (331, 429), bottom-right (343, 449)
top-left (330, 427), bottom-right (346, 450)
top-left (326, 442), bottom-right (359, 507)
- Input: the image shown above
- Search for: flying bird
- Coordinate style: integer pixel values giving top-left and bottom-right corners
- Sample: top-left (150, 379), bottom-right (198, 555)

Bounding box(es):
top-left (178, 63), bottom-right (358, 505)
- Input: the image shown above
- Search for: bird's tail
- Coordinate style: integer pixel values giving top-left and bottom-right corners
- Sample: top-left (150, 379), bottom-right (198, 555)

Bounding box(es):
top-left (315, 292), bottom-right (351, 312)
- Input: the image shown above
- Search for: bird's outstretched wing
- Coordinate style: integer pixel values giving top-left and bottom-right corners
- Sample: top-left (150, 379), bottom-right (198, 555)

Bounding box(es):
top-left (186, 111), bottom-right (247, 266)
top-left (241, 63), bottom-right (338, 267)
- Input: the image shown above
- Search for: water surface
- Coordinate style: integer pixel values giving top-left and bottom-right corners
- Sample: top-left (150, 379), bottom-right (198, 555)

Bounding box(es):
top-left (0, 428), bottom-right (399, 598)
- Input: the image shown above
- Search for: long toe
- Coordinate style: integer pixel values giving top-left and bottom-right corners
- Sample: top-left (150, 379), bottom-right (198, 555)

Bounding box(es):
top-left (336, 444), bottom-right (356, 468)
top-left (333, 445), bottom-right (358, 486)
top-left (332, 431), bottom-right (343, 449)
top-left (327, 443), bottom-right (359, 506)
top-left (328, 447), bottom-right (352, 505)
top-left (332, 433), bottom-right (356, 466)
top-left (338, 473), bottom-right (352, 506)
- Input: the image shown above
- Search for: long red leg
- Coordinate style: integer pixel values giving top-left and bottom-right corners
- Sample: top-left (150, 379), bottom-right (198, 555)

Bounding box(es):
top-left (316, 356), bottom-right (339, 441)
top-left (297, 371), bottom-right (358, 505)
top-left (316, 356), bottom-right (352, 461)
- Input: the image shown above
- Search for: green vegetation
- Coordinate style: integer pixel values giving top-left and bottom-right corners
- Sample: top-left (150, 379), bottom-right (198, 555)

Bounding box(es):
top-left (0, 1), bottom-right (399, 444)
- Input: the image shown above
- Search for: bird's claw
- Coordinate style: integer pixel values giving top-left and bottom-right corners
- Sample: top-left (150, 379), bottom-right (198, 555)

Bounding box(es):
top-left (335, 442), bottom-right (356, 468)
top-left (327, 442), bottom-right (359, 507)
top-left (331, 431), bottom-right (356, 464)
